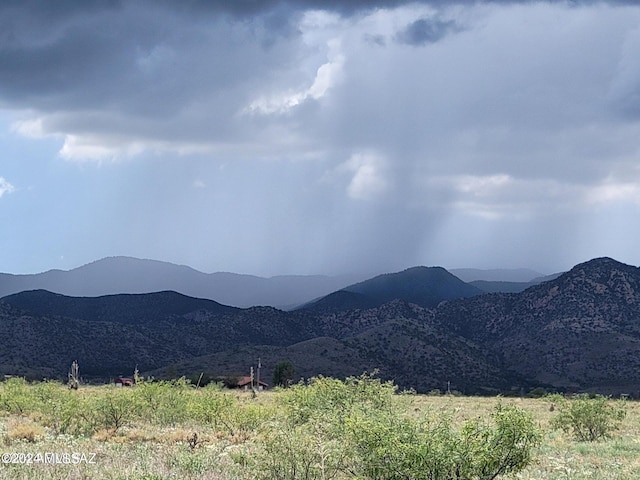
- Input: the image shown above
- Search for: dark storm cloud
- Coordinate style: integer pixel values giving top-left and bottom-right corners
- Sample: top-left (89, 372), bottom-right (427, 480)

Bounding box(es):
top-left (2, 0), bottom-right (640, 277)
top-left (0, 0), bottom-right (305, 143)
top-left (0, 27), bottom-right (132, 101)
top-left (2, 0), bottom-right (635, 28)
top-left (163, 0), bottom-right (640, 16)
top-left (396, 18), bottom-right (461, 45)
top-left (2, 0), bottom-right (635, 152)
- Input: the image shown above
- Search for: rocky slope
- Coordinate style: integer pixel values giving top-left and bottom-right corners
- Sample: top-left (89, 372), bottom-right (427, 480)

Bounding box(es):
top-left (1, 257), bottom-right (639, 395)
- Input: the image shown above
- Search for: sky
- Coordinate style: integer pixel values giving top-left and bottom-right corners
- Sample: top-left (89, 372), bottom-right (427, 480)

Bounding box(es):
top-left (2, 0), bottom-right (640, 277)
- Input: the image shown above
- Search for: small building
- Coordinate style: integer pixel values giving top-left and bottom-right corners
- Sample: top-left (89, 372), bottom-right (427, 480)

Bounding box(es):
top-left (236, 376), bottom-right (268, 391)
top-left (114, 377), bottom-right (134, 387)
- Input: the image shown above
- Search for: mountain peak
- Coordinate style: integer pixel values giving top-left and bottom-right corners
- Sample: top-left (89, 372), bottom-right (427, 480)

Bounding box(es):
top-left (522, 256), bottom-right (640, 310)
top-left (563, 257), bottom-right (639, 281)
top-left (573, 257), bottom-right (627, 268)
top-left (301, 265), bottom-right (483, 313)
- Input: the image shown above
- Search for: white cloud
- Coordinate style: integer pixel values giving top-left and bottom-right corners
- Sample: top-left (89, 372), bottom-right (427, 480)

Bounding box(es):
top-left (11, 117), bottom-right (47, 138)
top-left (454, 173), bottom-right (512, 195)
top-left (418, 172), bottom-right (640, 220)
top-left (244, 38), bottom-right (344, 115)
top-left (417, 173), bottom-right (579, 220)
top-left (339, 152), bottom-right (390, 200)
top-left (0, 177), bottom-right (15, 198)
top-left (57, 133), bottom-right (216, 162)
top-left (57, 134), bottom-right (159, 162)
top-left (586, 181), bottom-right (640, 205)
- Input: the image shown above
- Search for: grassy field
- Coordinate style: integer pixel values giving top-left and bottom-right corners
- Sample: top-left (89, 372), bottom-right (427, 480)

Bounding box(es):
top-left (412, 395), bottom-right (640, 479)
top-left (0, 377), bottom-right (639, 479)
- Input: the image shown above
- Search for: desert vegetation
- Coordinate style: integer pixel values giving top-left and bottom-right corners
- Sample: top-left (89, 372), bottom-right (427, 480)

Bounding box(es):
top-left (0, 375), bottom-right (638, 479)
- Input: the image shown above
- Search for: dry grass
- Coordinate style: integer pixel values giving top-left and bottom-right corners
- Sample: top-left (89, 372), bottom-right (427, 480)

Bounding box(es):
top-left (0, 387), bottom-right (639, 479)
top-left (4, 419), bottom-right (45, 444)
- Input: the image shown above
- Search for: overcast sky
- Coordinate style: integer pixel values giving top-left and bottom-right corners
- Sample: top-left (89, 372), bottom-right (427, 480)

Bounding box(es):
top-left (1, 0), bottom-right (640, 276)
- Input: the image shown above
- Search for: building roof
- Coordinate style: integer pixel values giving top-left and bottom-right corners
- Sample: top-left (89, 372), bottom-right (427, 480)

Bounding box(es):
top-left (236, 376), bottom-right (268, 388)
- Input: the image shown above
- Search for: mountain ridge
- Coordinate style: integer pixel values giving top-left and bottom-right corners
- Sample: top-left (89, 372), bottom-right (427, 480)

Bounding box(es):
top-left (1, 256), bottom-right (639, 395)
top-left (0, 256), bottom-right (370, 309)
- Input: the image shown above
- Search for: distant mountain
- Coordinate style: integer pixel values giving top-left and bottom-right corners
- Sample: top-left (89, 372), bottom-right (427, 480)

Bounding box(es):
top-left (449, 267), bottom-right (544, 283)
top-left (300, 266), bottom-right (484, 313)
top-left (469, 280), bottom-right (536, 294)
top-left (0, 257), bottom-right (369, 309)
top-left (469, 272), bottom-right (564, 294)
top-left (2, 257), bottom-right (640, 395)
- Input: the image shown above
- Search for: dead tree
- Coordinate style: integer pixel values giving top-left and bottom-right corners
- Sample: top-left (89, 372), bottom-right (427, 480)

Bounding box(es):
top-left (68, 360), bottom-right (80, 390)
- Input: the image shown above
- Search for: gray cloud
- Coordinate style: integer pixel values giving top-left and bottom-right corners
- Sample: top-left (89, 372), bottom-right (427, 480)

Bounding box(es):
top-left (156, 0), bottom-right (640, 16)
top-left (2, 0), bottom-right (640, 276)
top-left (396, 18), bottom-right (461, 45)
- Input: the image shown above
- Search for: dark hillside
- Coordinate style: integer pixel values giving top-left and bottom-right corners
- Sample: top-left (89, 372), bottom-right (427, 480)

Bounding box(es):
top-left (301, 266), bottom-right (483, 313)
top-left (434, 257), bottom-right (640, 393)
top-left (1, 289), bottom-right (238, 325)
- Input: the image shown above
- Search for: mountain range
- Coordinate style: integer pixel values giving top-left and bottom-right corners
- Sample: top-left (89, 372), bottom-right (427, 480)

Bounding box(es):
top-left (0, 257), bottom-right (370, 309)
top-left (0, 256), bottom-right (550, 309)
top-left (1, 257), bottom-right (638, 395)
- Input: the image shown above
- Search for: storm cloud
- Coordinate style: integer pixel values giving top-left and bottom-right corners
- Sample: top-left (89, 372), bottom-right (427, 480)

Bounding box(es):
top-left (1, 0), bottom-right (640, 276)
top-left (396, 17), bottom-right (461, 45)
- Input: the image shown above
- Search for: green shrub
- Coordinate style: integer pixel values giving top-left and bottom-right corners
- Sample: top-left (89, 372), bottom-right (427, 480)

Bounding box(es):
top-left (167, 449), bottom-right (212, 476)
top-left (133, 378), bottom-right (190, 426)
top-left (186, 388), bottom-right (234, 427)
top-left (221, 403), bottom-right (272, 437)
top-left (0, 377), bottom-right (33, 414)
top-left (255, 421), bottom-right (346, 480)
top-left (266, 373), bottom-right (540, 480)
top-left (458, 404), bottom-right (542, 479)
top-left (255, 373), bottom-right (401, 478)
top-left (346, 403), bottom-right (541, 480)
top-left (552, 394), bottom-right (627, 441)
top-left (31, 381), bottom-right (82, 435)
top-left (69, 387), bottom-right (141, 434)
top-left (281, 372), bottom-right (397, 426)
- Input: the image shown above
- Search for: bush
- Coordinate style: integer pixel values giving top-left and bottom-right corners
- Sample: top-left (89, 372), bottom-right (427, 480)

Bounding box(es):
top-left (31, 381), bottom-right (82, 435)
top-left (458, 404), bottom-right (541, 479)
top-left (187, 387), bottom-right (234, 428)
top-left (134, 378), bottom-right (190, 426)
top-left (91, 387), bottom-right (140, 432)
top-left (256, 422), bottom-right (346, 480)
top-left (254, 373), bottom-right (394, 479)
top-left (552, 394), bottom-right (627, 441)
top-left (281, 373), bottom-right (397, 426)
top-left (346, 403), bottom-right (541, 480)
top-left (0, 377), bottom-right (33, 415)
top-left (258, 373), bottom-right (540, 480)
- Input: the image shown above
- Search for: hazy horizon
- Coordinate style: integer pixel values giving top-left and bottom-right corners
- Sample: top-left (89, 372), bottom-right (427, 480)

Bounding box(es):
top-left (1, 253), bottom-right (558, 280)
top-left (2, 1), bottom-right (640, 277)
